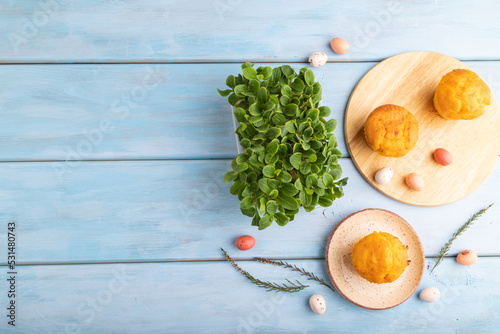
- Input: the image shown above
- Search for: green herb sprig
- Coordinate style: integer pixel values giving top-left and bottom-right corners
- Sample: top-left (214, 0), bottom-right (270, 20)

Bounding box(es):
top-left (431, 203), bottom-right (494, 273)
top-left (254, 257), bottom-right (335, 293)
top-left (218, 62), bottom-right (347, 229)
top-left (221, 248), bottom-right (308, 293)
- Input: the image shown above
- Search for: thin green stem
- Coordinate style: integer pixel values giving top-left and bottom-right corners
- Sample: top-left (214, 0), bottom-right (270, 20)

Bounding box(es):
top-left (254, 257), bottom-right (335, 293)
top-left (430, 203), bottom-right (494, 273)
top-left (220, 248), bottom-right (308, 293)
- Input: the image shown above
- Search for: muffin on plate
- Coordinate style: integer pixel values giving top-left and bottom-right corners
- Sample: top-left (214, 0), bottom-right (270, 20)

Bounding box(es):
top-left (433, 69), bottom-right (491, 120)
top-left (364, 104), bottom-right (419, 157)
top-left (351, 231), bottom-right (409, 284)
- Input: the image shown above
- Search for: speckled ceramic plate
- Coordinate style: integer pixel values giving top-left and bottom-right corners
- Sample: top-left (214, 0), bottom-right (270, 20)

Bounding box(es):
top-left (325, 208), bottom-right (425, 310)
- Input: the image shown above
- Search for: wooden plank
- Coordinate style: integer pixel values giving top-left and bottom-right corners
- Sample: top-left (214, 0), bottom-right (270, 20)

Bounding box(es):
top-left (2, 1), bottom-right (500, 62)
top-left (0, 258), bottom-right (498, 333)
top-left (0, 62), bottom-right (499, 161)
top-left (0, 62), bottom-right (367, 161)
top-left (0, 159), bottom-right (497, 263)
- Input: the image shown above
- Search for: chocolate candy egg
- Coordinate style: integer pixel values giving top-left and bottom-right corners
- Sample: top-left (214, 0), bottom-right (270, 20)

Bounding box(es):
top-left (405, 173), bottom-right (424, 191)
top-left (374, 167), bottom-right (393, 185)
top-left (434, 148), bottom-right (453, 166)
top-left (457, 249), bottom-right (478, 266)
top-left (330, 37), bottom-right (349, 54)
top-left (309, 52), bottom-right (328, 67)
top-left (419, 287), bottom-right (440, 303)
top-left (235, 235), bottom-right (255, 251)
top-left (309, 294), bottom-right (326, 315)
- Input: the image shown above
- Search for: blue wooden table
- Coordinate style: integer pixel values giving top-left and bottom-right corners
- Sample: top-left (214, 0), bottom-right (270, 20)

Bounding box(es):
top-left (1, 1), bottom-right (499, 333)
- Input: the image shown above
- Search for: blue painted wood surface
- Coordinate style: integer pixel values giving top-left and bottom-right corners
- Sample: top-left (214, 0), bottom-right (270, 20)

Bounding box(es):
top-left (0, 62), bottom-right (498, 160)
top-left (1, 258), bottom-right (499, 333)
top-left (1, 1), bottom-right (500, 62)
top-left (0, 159), bottom-right (497, 264)
top-left (0, 0), bottom-right (499, 333)
top-left (0, 63), bottom-right (369, 160)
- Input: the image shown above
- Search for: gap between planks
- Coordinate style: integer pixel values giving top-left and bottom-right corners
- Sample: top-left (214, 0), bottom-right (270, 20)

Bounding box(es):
top-left (0, 157), bottom-right (242, 164)
top-left (0, 157), bottom-right (356, 164)
top-left (0, 156), bottom-right (498, 164)
top-left (0, 60), bottom-right (411, 65)
top-left (1, 255), bottom-right (499, 267)
top-left (1, 59), bottom-right (500, 65)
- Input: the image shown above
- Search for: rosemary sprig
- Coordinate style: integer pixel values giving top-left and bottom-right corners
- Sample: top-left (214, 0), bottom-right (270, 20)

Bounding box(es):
top-left (430, 203), bottom-right (494, 273)
top-left (254, 257), bottom-right (335, 293)
top-left (221, 248), bottom-right (308, 293)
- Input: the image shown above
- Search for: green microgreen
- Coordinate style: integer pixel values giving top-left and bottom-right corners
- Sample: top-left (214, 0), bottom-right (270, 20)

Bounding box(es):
top-left (219, 63), bottom-right (347, 229)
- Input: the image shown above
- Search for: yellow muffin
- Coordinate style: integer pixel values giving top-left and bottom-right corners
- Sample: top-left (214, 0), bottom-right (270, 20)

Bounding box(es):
top-left (364, 104), bottom-right (419, 157)
top-left (433, 69), bottom-right (491, 120)
top-left (351, 231), bottom-right (409, 284)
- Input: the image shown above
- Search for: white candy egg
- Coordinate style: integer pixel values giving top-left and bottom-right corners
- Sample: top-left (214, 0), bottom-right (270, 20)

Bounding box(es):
top-left (309, 52), bottom-right (328, 67)
top-left (419, 287), bottom-right (440, 303)
top-left (309, 294), bottom-right (326, 315)
top-left (374, 167), bottom-right (393, 185)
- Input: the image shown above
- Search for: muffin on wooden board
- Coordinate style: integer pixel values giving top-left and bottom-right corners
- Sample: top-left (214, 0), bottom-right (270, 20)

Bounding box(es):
top-left (433, 69), bottom-right (491, 120)
top-left (364, 104), bottom-right (419, 157)
top-left (351, 231), bottom-right (409, 284)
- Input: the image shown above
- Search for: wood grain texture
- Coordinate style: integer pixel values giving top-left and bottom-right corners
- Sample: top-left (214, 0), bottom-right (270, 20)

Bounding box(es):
top-left (0, 63), bottom-right (368, 160)
top-left (0, 159), bottom-right (497, 264)
top-left (345, 52), bottom-right (500, 206)
top-left (2, 1), bottom-right (500, 62)
top-left (1, 1), bottom-right (499, 331)
top-left (0, 61), bottom-right (499, 161)
top-left (0, 258), bottom-right (499, 333)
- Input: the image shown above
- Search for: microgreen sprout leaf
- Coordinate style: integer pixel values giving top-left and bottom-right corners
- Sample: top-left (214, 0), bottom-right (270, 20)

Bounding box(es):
top-left (217, 64), bottom-right (347, 229)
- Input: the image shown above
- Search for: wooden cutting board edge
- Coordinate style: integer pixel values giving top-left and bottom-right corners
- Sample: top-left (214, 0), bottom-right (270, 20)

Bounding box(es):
top-left (344, 51), bottom-right (500, 207)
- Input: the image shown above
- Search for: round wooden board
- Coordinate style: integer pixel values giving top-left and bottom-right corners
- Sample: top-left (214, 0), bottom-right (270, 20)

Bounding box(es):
top-left (345, 51), bottom-right (500, 206)
top-left (325, 208), bottom-right (425, 310)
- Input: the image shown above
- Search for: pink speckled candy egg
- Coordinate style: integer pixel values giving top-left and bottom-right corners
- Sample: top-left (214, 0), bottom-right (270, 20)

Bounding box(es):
top-left (374, 167), bottom-right (393, 185)
top-left (235, 235), bottom-right (255, 251)
top-left (405, 173), bottom-right (424, 191)
top-left (456, 249), bottom-right (478, 266)
top-left (309, 294), bottom-right (326, 315)
top-left (309, 52), bottom-right (328, 67)
top-left (330, 37), bottom-right (349, 54)
top-left (434, 148), bottom-right (453, 166)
